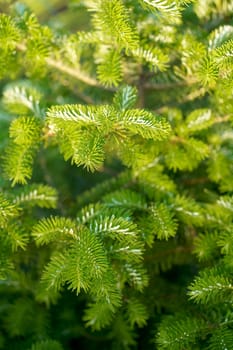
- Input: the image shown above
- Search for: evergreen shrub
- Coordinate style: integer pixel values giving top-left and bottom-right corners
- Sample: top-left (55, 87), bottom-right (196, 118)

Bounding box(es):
top-left (0, 0), bottom-right (233, 349)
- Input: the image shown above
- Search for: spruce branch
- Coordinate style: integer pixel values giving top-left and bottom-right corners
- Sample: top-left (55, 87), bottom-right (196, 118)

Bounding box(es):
top-left (15, 44), bottom-right (199, 93)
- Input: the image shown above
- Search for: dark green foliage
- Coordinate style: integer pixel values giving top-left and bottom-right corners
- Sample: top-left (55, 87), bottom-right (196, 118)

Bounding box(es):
top-left (0, 0), bottom-right (233, 349)
top-left (156, 314), bottom-right (206, 349)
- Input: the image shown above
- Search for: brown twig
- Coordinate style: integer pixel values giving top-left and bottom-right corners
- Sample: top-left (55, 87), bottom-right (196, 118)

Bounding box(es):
top-left (16, 43), bottom-right (115, 91)
top-left (144, 78), bottom-right (198, 90)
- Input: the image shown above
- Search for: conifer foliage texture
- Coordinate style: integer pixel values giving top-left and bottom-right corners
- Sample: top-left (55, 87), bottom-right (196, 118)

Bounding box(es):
top-left (0, 0), bottom-right (233, 349)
